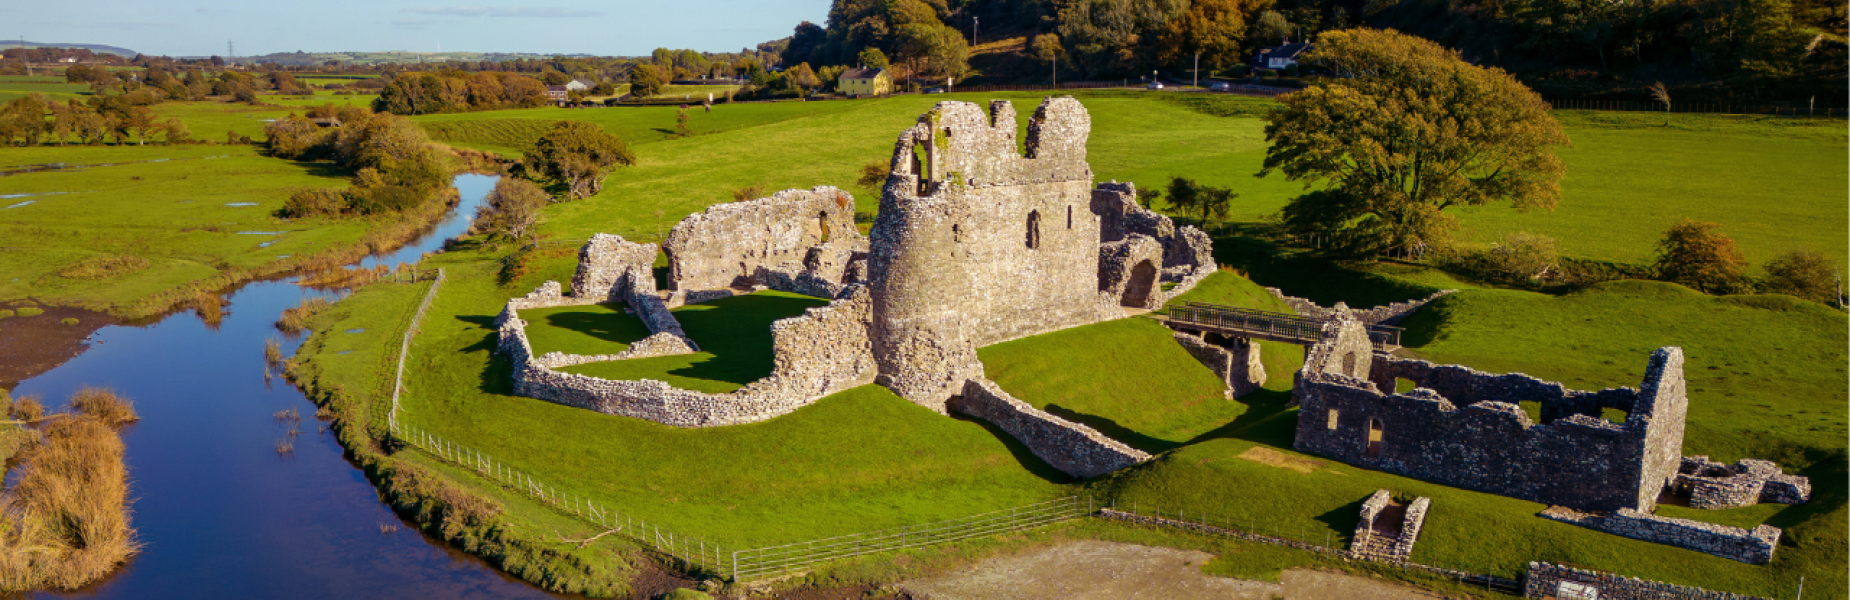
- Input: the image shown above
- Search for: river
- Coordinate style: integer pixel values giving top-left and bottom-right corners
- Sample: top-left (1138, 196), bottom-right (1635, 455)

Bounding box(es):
top-left (12, 174), bottom-right (557, 598)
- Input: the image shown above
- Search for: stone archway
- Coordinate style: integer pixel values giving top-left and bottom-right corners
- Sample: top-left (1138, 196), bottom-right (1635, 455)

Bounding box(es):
top-left (1122, 260), bottom-right (1159, 308)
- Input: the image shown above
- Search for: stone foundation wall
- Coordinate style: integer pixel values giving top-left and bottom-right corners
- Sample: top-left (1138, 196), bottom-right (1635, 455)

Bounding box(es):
top-left (1172, 331), bottom-right (1266, 398)
top-left (1397, 497), bottom-right (1431, 558)
top-left (1675, 456), bottom-right (1812, 509)
top-left (1265, 288), bottom-right (1456, 325)
top-left (1539, 506), bottom-right (1782, 564)
top-left (1524, 563), bottom-right (1769, 600)
top-left (1294, 343), bottom-right (1690, 513)
top-left (1353, 489), bottom-right (1392, 545)
top-left (948, 378), bottom-right (1151, 479)
top-left (1368, 355), bottom-right (1641, 424)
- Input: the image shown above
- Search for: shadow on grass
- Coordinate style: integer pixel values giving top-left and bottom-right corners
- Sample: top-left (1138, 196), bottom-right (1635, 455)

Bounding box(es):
top-left (1212, 224), bottom-right (1446, 308)
top-left (948, 412), bottom-right (1079, 485)
top-left (1315, 496), bottom-right (1368, 541)
top-left (656, 293), bottom-right (829, 386)
top-left (1044, 404), bottom-right (1182, 455)
top-left (1764, 451), bottom-right (1848, 534)
top-left (1185, 388), bottom-right (1300, 449)
top-left (536, 304), bottom-right (652, 347)
top-left (456, 315), bottom-right (516, 395)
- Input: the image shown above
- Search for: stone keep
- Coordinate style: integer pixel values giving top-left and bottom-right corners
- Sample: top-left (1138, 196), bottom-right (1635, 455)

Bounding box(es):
top-left (868, 97), bottom-right (1117, 409)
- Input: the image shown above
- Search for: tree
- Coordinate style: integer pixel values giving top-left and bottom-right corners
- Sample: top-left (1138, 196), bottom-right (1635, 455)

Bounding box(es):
top-left (1649, 81), bottom-right (1671, 112)
top-left (856, 159), bottom-right (890, 190)
top-left (1261, 29), bottom-right (1570, 254)
top-left (521, 121), bottom-right (635, 200)
top-left (791, 62), bottom-right (822, 91)
top-left (629, 63), bottom-right (667, 98)
top-left (1164, 177), bottom-right (1238, 226)
top-left (1254, 11), bottom-right (1292, 45)
top-left (858, 47), bottom-right (890, 69)
top-left (1654, 219), bottom-right (1745, 294)
top-left (160, 118), bottom-right (190, 144)
top-left (1032, 34), bottom-right (1065, 62)
top-left (895, 22), bottom-right (970, 80)
top-left (674, 107), bottom-right (691, 137)
top-left (1156, 0), bottom-right (1249, 72)
top-left (473, 178), bottom-right (550, 245)
top-left (1760, 249), bottom-right (1842, 306)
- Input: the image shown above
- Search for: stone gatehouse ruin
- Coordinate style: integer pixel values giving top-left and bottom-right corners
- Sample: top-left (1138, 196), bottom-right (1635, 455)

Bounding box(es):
top-left (1288, 307), bottom-right (1810, 563)
top-left (491, 97), bottom-right (1216, 479)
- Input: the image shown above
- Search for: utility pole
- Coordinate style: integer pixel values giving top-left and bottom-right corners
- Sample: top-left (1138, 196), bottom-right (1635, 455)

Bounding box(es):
top-left (20, 34), bottom-right (31, 77)
top-left (973, 17), bottom-right (979, 48)
top-left (1193, 52), bottom-right (1200, 88)
top-left (1052, 54), bottom-right (1057, 89)
top-left (227, 40), bottom-right (235, 66)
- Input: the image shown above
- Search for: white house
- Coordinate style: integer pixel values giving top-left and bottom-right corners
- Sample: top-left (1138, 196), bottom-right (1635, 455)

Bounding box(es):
top-left (1253, 42), bottom-right (1312, 70)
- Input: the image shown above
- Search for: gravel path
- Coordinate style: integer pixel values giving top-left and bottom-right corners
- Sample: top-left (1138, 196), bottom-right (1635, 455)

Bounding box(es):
top-left (898, 540), bottom-right (1446, 600)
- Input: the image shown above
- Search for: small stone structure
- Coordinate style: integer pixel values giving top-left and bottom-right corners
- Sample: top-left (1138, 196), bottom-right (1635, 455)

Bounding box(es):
top-left (1349, 490), bottom-right (1431, 562)
top-left (1524, 563), bottom-right (1771, 600)
top-left (663, 186), bottom-right (869, 301)
top-left (1673, 456), bottom-right (1811, 509)
top-left (1537, 506), bottom-right (1781, 565)
top-left (1265, 287), bottom-right (1456, 326)
top-left (1171, 331), bottom-right (1266, 398)
top-left (1091, 181), bottom-right (1218, 307)
top-left (948, 379), bottom-right (1152, 479)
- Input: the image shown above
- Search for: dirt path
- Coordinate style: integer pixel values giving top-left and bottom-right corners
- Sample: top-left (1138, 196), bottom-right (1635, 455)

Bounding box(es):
top-left (898, 540), bottom-right (1447, 600)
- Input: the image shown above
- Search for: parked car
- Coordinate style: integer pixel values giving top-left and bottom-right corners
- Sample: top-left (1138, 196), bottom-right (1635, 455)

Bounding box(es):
top-left (1147, 82), bottom-right (1164, 90)
top-left (924, 87), bottom-right (947, 94)
top-left (1210, 82), bottom-right (1231, 91)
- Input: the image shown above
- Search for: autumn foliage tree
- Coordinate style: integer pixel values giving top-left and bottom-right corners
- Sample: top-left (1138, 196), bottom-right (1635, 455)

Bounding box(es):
top-left (1759, 249), bottom-right (1841, 305)
top-left (1654, 219), bottom-right (1746, 294)
top-left (473, 178), bottom-right (550, 246)
top-left (1261, 29), bottom-right (1570, 254)
top-left (520, 121), bottom-right (635, 200)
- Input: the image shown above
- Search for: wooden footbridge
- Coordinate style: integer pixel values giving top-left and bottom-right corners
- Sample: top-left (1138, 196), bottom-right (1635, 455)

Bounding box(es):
top-left (1160, 302), bottom-right (1403, 352)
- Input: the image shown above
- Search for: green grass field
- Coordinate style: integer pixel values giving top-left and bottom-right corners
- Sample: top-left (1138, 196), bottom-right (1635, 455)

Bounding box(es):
top-left (0, 144), bottom-right (373, 311)
top-left (261, 92), bottom-right (380, 109)
top-left (557, 291), bottom-right (828, 393)
top-left (152, 101), bottom-right (296, 140)
top-left (414, 91), bottom-right (1845, 269)
top-left (517, 302), bottom-right (651, 356)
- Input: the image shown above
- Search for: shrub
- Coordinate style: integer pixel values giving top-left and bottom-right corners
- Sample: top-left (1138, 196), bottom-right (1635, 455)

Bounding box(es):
top-left (16, 308), bottom-right (42, 317)
top-left (1485, 232), bottom-right (1559, 281)
top-left (1654, 219), bottom-right (1745, 294)
top-left (0, 310), bottom-right (12, 319)
top-left (68, 387), bottom-right (139, 428)
top-left (59, 318), bottom-right (78, 326)
top-left (732, 182), bottom-right (767, 203)
top-left (279, 188), bottom-right (349, 219)
top-left (277, 297), bottom-right (333, 333)
top-left (856, 160), bottom-right (889, 191)
top-left (7, 394), bottom-right (40, 422)
top-left (1761, 249), bottom-right (1844, 307)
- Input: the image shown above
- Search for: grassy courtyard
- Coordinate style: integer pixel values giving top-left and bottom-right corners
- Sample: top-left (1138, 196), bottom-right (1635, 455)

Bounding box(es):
top-left (555, 291), bottom-right (829, 392)
top-left (516, 302), bottom-right (651, 356)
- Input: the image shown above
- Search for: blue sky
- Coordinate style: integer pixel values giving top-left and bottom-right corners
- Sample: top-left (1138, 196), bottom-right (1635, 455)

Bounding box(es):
top-left (6, 1), bottom-right (829, 57)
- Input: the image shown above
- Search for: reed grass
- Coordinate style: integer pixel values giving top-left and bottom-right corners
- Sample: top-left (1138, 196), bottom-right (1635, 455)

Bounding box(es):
top-left (263, 337), bottom-right (285, 368)
top-left (6, 395), bottom-right (43, 423)
top-left (0, 402), bottom-right (139, 591)
top-left (277, 298), bottom-right (334, 334)
top-left (67, 387), bottom-right (138, 429)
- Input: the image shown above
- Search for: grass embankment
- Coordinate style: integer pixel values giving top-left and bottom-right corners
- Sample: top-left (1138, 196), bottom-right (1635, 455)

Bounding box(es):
top-left (0, 144), bottom-right (456, 317)
top-left (417, 91), bottom-right (1845, 267)
top-left (0, 387), bottom-right (140, 592)
top-left (555, 292), bottom-right (828, 392)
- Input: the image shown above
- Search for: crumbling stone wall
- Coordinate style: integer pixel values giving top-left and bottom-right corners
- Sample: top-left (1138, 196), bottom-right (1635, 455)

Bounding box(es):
top-left (1524, 563), bottom-right (1770, 600)
top-left (948, 378), bottom-right (1152, 478)
top-left (868, 98), bottom-right (1123, 409)
top-left (1266, 288), bottom-right (1456, 326)
top-left (1091, 181), bottom-right (1216, 305)
top-left (664, 186), bottom-right (868, 296)
top-left (1350, 490), bottom-right (1432, 562)
top-left (1098, 235), bottom-right (1166, 309)
top-left (1674, 456), bottom-right (1812, 509)
top-left (1172, 331), bottom-right (1266, 398)
top-left (1301, 309), bottom-right (1374, 380)
top-left (1294, 343), bottom-right (1690, 513)
top-left (1539, 507), bottom-right (1782, 564)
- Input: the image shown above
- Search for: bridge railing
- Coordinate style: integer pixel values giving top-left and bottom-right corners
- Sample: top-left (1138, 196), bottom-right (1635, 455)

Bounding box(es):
top-left (1170, 302), bottom-right (1403, 350)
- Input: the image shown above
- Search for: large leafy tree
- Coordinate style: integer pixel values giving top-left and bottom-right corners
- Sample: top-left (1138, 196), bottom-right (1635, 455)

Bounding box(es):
top-left (521, 121), bottom-right (635, 200)
top-left (1261, 29), bottom-right (1570, 254)
top-left (473, 177), bottom-right (551, 246)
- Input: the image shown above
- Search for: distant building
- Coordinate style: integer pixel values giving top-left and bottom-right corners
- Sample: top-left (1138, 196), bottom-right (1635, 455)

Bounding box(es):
top-left (1253, 42), bottom-right (1312, 71)
top-left (837, 67), bottom-right (892, 97)
top-left (564, 79), bottom-right (591, 92)
top-left (545, 85), bottom-right (570, 103)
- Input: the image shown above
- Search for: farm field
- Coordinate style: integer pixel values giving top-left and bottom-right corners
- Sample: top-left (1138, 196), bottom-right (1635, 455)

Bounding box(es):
top-left (261, 92), bottom-right (379, 109)
top-left (413, 91), bottom-right (1847, 268)
top-left (150, 101), bottom-right (296, 140)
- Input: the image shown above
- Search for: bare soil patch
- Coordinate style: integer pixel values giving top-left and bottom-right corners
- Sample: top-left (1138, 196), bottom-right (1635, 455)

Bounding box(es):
top-left (1237, 446), bottom-right (1326, 474)
top-left (0, 304), bottom-right (117, 389)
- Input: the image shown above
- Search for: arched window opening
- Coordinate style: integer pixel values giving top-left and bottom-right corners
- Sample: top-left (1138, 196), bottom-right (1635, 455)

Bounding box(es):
top-left (818, 211), bottom-right (831, 243)
top-left (1026, 211), bottom-right (1042, 249)
top-left (911, 142), bottom-right (929, 195)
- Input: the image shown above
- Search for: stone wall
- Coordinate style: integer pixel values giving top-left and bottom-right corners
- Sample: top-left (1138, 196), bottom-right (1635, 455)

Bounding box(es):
top-left (1265, 287), bottom-right (1456, 326)
top-left (1098, 235), bottom-right (1166, 309)
top-left (1301, 309), bottom-right (1375, 380)
top-left (1524, 563), bottom-right (1769, 600)
top-left (948, 378), bottom-right (1152, 479)
top-left (1353, 489), bottom-right (1393, 549)
top-left (572, 233), bottom-right (660, 302)
top-left (1397, 497), bottom-right (1431, 559)
top-left (1172, 331), bottom-right (1266, 398)
top-left (1539, 507), bottom-right (1782, 564)
top-left (664, 186), bottom-right (867, 295)
top-left (1293, 344), bottom-right (1690, 513)
top-left (1674, 456), bottom-right (1812, 509)
top-left (868, 98), bottom-right (1123, 409)
top-left (1090, 181), bottom-right (1216, 305)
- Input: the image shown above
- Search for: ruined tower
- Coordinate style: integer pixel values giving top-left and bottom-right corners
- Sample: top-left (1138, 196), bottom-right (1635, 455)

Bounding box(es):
top-left (867, 98), bottom-right (1117, 409)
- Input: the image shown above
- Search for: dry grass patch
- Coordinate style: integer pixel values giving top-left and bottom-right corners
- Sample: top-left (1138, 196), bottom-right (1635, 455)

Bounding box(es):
top-left (277, 297), bottom-right (334, 334)
top-left (0, 390), bottom-right (140, 592)
top-left (1235, 446), bottom-right (1325, 474)
top-left (56, 255), bottom-right (150, 280)
top-left (67, 387), bottom-right (139, 429)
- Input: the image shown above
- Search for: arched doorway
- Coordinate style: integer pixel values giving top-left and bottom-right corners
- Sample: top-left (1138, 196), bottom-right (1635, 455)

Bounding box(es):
top-left (1121, 260), bottom-right (1158, 307)
top-left (1366, 418), bottom-right (1384, 458)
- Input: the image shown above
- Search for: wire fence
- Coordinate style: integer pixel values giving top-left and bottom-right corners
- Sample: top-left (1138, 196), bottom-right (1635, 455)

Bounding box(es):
top-left (1546, 98), bottom-right (1846, 119)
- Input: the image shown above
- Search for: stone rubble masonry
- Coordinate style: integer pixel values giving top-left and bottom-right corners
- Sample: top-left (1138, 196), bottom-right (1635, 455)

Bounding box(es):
top-left (497, 284), bottom-right (877, 428)
top-left (1171, 331), bottom-right (1266, 399)
top-left (663, 186), bottom-right (868, 297)
top-left (1294, 339), bottom-right (1689, 514)
top-left (1397, 497), bottom-right (1431, 560)
top-left (1090, 181), bottom-right (1217, 306)
top-left (1538, 506), bottom-right (1781, 565)
top-left (1300, 308), bottom-right (1375, 380)
top-left (948, 378), bottom-right (1152, 479)
top-left (1266, 287), bottom-right (1457, 326)
top-left (868, 98), bottom-right (1123, 410)
top-left (1352, 489), bottom-right (1394, 553)
top-left (572, 233), bottom-right (661, 303)
top-left (1523, 562), bottom-right (1769, 600)
top-left (1098, 235), bottom-right (1167, 309)
top-left (1674, 456), bottom-right (1812, 509)
top-left (1349, 491), bottom-right (1432, 562)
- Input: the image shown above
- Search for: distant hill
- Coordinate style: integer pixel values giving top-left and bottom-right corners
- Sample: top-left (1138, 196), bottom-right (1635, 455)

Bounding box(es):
top-left (0, 41), bottom-right (139, 58)
top-left (244, 50), bottom-right (605, 66)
